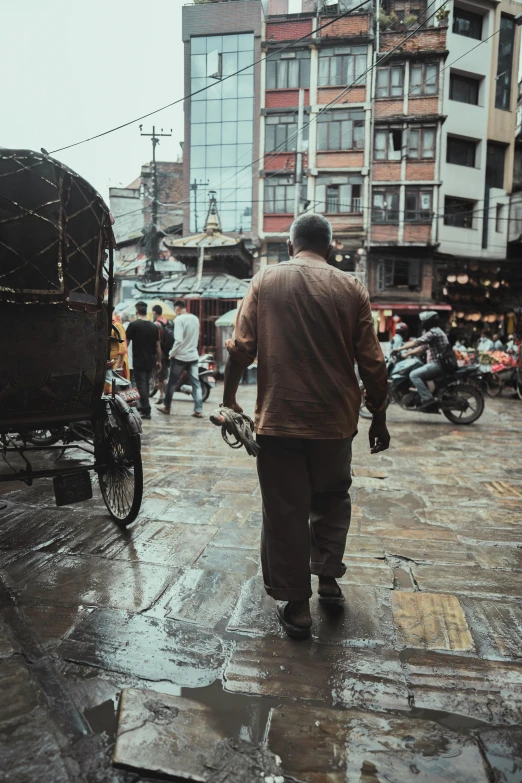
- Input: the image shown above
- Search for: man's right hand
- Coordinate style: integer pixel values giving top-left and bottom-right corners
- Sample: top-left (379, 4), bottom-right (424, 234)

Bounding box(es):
top-left (223, 399), bottom-right (243, 414)
top-left (369, 412), bottom-right (390, 454)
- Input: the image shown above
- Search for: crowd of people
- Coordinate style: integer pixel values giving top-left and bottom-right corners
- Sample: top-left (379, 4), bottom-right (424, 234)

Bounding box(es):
top-left (114, 299), bottom-right (203, 420)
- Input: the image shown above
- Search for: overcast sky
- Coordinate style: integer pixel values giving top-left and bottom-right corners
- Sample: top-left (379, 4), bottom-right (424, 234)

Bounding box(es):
top-left (3, 0), bottom-right (185, 202)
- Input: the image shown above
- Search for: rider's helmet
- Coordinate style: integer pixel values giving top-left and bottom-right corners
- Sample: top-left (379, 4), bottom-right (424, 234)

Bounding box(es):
top-left (395, 322), bottom-right (409, 337)
top-left (419, 310), bottom-right (440, 330)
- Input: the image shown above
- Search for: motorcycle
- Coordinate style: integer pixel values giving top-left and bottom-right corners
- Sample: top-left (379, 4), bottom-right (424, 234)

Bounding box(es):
top-left (360, 353), bottom-right (485, 425)
top-left (149, 354), bottom-right (216, 403)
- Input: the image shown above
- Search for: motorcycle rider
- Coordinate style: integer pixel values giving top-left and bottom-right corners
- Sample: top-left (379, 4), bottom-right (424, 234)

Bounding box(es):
top-left (394, 311), bottom-right (449, 411)
top-left (389, 322), bottom-right (409, 355)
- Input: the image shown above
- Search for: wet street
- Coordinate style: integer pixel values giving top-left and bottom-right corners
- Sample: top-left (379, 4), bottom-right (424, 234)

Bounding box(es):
top-left (1, 384), bottom-right (521, 782)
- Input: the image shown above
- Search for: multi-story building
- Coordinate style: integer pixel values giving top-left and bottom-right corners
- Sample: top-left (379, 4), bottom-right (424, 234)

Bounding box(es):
top-left (183, 0), bottom-right (522, 339)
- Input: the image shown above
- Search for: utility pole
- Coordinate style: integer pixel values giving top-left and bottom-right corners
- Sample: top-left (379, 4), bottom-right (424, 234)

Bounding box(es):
top-left (294, 89), bottom-right (305, 218)
top-left (191, 179), bottom-right (209, 234)
top-left (140, 125), bottom-right (172, 280)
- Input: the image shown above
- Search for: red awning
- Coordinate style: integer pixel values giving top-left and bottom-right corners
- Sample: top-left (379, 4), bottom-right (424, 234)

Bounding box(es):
top-left (371, 303), bottom-right (452, 312)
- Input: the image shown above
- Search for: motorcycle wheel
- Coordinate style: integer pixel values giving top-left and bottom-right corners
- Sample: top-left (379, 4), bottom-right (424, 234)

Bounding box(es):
top-left (486, 374), bottom-right (503, 398)
top-left (201, 381), bottom-right (211, 403)
top-left (442, 383), bottom-right (484, 425)
top-left (26, 429), bottom-right (61, 446)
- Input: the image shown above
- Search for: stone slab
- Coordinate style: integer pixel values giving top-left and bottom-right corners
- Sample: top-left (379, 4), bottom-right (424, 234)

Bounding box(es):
top-left (0, 707), bottom-right (71, 783)
top-left (405, 651), bottom-right (522, 724)
top-left (411, 564), bottom-right (522, 600)
top-left (195, 545), bottom-right (260, 577)
top-left (110, 520), bottom-right (217, 567)
top-left (227, 576), bottom-right (396, 648)
top-left (159, 568), bottom-right (244, 628)
top-left (473, 547), bottom-right (522, 570)
top-left (0, 656), bottom-right (40, 728)
top-left (478, 727), bottom-right (522, 783)
top-left (384, 541), bottom-right (474, 566)
top-left (392, 592), bottom-right (475, 652)
top-left (344, 534), bottom-right (385, 559)
top-left (0, 616), bottom-right (15, 658)
top-left (22, 604), bottom-right (91, 652)
top-left (339, 560), bottom-right (394, 589)
top-left (57, 608), bottom-right (230, 688)
top-left (460, 598), bottom-right (522, 660)
top-left (267, 704), bottom-right (489, 783)
top-left (207, 525), bottom-right (261, 550)
top-left (224, 638), bottom-right (409, 711)
top-left (9, 553), bottom-right (178, 612)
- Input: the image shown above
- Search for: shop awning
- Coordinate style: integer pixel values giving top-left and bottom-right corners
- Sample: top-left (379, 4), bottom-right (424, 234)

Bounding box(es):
top-left (371, 303), bottom-right (452, 311)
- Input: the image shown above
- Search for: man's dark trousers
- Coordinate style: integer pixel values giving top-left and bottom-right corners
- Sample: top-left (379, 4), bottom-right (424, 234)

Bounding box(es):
top-left (256, 435), bottom-right (352, 601)
top-left (134, 369), bottom-right (152, 416)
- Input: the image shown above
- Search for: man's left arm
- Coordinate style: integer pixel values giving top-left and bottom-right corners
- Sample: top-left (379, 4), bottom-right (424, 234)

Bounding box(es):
top-left (223, 278), bottom-right (259, 413)
top-left (169, 319), bottom-right (183, 360)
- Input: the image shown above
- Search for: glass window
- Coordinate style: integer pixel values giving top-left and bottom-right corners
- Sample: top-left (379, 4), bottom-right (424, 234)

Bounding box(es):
top-left (453, 7), bottom-right (483, 40)
top-left (380, 260), bottom-right (421, 290)
top-left (222, 52), bottom-right (238, 76)
top-left (372, 189), bottom-right (399, 222)
top-left (191, 37), bottom-right (206, 55)
top-left (486, 143), bottom-right (505, 189)
top-left (222, 34), bottom-right (238, 53)
top-left (192, 124), bottom-right (206, 146)
top-left (191, 54), bottom-right (207, 78)
top-left (238, 121), bottom-right (254, 143)
top-left (316, 182), bottom-right (362, 214)
top-left (222, 99), bottom-right (238, 120)
top-left (237, 33), bottom-right (253, 51)
top-left (450, 73), bottom-right (479, 105)
top-left (191, 78), bottom-right (208, 100)
top-left (376, 65), bottom-right (404, 98)
top-left (407, 127), bottom-right (435, 159)
top-left (264, 175), bottom-right (295, 213)
top-left (206, 35), bottom-right (222, 54)
top-left (206, 123), bottom-right (222, 145)
top-left (444, 196), bottom-right (474, 228)
top-left (238, 101), bottom-right (253, 121)
top-left (317, 111), bottom-right (365, 150)
top-left (237, 51), bottom-right (254, 73)
top-left (191, 147), bottom-right (206, 168)
top-left (410, 63), bottom-right (438, 96)
top-left (374, 127), bottom-right (402, 160)
top-left (222, 121), bottom-right (237, 143)
top-left (496, 204), bottom-right (503, 232)
top-left (405, 189), bottom-right (433, 221)
top-left (318, 47), bottom-right (368, 87)
top-left (266, 50), bottom-right (311, 89)
top-left (265, 114), bottom-right (309, 152)
top-left (447, 136), bottom-right (476, 167)
top-left (238, 74), bottom-right (254, 98)
top-left (191, 103), bottom-right (206, 123)
top-left (206, 100), bottom-right (221, 122)
top-left (495, 16), bottom-right (515, 111)
top-left (222, 75), bottom-right (238, 99)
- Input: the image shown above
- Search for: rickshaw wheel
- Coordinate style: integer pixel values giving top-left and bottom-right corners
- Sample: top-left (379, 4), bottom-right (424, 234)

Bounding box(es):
top-left (96, 416), bottom-right (143, 526)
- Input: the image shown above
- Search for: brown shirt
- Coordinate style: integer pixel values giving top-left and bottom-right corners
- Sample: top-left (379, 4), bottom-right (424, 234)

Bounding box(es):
top-left (228, 251), bottom-right (388, 439)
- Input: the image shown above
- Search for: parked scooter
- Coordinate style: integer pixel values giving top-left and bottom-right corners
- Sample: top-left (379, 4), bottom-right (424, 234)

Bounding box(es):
top-left (360, 353), bottom-right (485, 425)
top-left (149, 354), bottom-right (216, 403)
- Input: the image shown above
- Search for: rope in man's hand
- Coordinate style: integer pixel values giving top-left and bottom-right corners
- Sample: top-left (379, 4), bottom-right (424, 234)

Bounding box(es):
top-left (209, 407), bottom-right (260, 457)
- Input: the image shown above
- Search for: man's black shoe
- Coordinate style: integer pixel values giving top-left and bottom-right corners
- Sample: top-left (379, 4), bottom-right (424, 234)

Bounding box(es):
top-left (417, 399), bottom-right (439, 413)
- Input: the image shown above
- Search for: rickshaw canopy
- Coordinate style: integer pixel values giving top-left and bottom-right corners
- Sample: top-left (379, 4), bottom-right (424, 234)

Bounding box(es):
top-left (0, 149), bottom-right (113, 305)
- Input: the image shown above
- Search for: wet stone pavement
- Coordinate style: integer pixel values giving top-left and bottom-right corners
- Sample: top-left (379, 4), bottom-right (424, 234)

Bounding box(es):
top-left (1, 384), bottom-right (522, 782)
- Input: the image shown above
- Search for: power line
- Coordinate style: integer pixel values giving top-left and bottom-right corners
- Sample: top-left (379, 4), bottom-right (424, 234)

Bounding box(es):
top-left (48, 0), bottom-right (371, 155)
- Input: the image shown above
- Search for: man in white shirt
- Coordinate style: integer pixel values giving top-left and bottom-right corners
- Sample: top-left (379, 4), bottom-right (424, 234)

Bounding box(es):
top-left (158, 300), bottom-right (203, 418)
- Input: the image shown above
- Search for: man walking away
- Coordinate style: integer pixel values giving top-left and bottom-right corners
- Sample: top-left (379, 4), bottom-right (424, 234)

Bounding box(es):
top-left (223, 213), bottom-right (389, 639)
top-left (125, 303), bottom-right (161, 420)
top-left (152, 304), bottom-right (172, 405)
top-left (158, 300), bottom-right (203, 419)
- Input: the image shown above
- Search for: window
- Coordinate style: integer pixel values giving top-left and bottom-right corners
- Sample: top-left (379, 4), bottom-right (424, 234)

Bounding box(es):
top-left (373, 189), bottom-right (399, 222)
top-left (316, 176), bottom-right (363, 213)
top-left (410, 63), bottom-right (438, 96)
top-left (444, 196), bottom-right (475, 228)
top-left (374, 128), bottom-right (403, 160)
top-left (450, 73), bottom-right (479, 105)
top-left (376, 260), bottom-right (421, 291)
top-left (486, 143), bottom-right (506, 189)
top-left (318, 46), bottom-right (367, 87)
top-left (405, 189), bottom-right (433, 221)
top-left (408, 127), bottom-right (435, 159)
top-left (266, 50), bottom-right (310, 90)
top-left (452, 7), bottom-right (483, 40)
top-left (495, 16), bottom-right (515, 111)
top-left (496, 204), bottom-right (503, 233)
top-left (264, 175), bottom-right (296, 214)
top-left (376, 65), bottom-right (404, 97)
top-left (317, 111), bottom-right (365, 150)
top-left (265, 114), bottom-right (309, 153)
top-left (447, 136), bottom-right (476, 167)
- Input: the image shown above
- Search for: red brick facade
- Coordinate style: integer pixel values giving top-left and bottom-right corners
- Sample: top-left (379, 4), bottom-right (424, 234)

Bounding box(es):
top-left (264, 153), bottom-right (309, 170)
top-left (318, 15), bottom-right (371, 38)
top-left (265, 89), bottom-right (310, 108)
top-left (374, 99), bottom-right (404, 119)
top-left (317, 86), bottom-right (366, 105)
top-left (379, 27), bottom-right (447, 54)
top-left (403, 224), bottom-right (431, 243)
top-left (266, 19), bottom-right (313, 41)
top-left (409, 97), bottom-right (439, 116)
top-left (264, 215), bottom-right (294, 233)
top-left (372, 162), bottom-right (401, 181)
top-left (371, 225), bottom-right (400, 242)
top-left (316, 150), bottom-right (364, 168)
top-left (405, 161), bottom-right (436, 181)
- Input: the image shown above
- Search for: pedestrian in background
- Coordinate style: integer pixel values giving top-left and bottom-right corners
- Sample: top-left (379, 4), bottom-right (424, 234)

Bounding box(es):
top-left (152, 304), bottom-right (170, 405)
top-left (222, 213), bottom-right (389, 639)
top-left (158, 300), bottom-right (203, 419)
top-left (477, 329), bottom-right (494, 352)
top-left (125, 303), bottom-right (161, 420)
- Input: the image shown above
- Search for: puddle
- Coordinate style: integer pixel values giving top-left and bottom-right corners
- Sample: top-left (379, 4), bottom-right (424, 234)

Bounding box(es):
top-left (180, 680), bottom-right (275, 744)
top-left (84, 699), bottom-right (117, 742)
top-left (393, 567), bottom-right (413, 589)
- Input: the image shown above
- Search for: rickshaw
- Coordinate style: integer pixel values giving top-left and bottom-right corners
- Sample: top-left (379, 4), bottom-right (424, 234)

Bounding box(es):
top-left (0, 149), bottom-right (143, 525)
